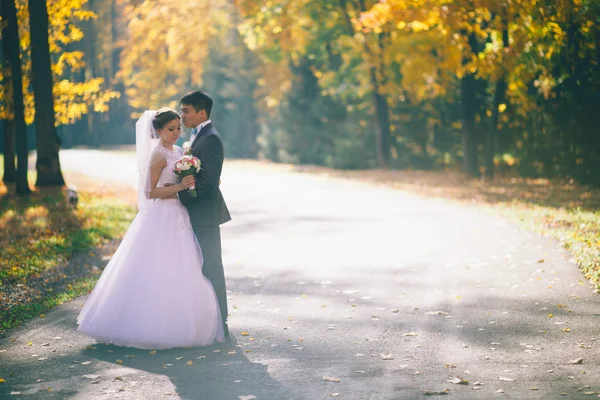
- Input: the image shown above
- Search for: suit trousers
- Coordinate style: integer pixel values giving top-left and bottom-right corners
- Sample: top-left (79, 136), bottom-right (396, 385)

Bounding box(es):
top-left (192, 225), bottom-right (229, 332)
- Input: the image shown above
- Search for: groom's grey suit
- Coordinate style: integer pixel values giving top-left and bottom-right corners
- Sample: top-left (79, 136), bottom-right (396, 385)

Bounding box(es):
top-left (178, 122), bottom-right (231, 335)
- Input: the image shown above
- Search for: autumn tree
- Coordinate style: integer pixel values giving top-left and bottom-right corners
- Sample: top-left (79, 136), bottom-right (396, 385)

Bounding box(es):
top-left (1, 0), bottom-right (31, 194)
top-left (29, 0), bottom-right (65, 186)
top-left (1, 26), bottom-right (16, 183)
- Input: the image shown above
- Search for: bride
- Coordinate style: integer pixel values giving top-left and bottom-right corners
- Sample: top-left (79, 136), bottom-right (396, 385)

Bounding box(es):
top-left (77, 108), bottom-right (224, 349)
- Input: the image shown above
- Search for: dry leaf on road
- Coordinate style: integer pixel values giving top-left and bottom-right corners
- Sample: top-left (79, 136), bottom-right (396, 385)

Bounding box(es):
top-left (323, 376), bottom-right (341, 382)
top-left (498, 377), bottom-right (515, 382)
top-left (447, 377), bottom-right (468, 385)
top-left (422, 389), bottom-right (450, 396)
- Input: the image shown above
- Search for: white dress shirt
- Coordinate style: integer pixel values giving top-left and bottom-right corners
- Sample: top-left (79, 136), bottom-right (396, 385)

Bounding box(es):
top-left (191, 119), bottom-right (211, 143)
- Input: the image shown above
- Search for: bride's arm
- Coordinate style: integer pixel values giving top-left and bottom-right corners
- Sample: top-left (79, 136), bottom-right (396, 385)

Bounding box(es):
top-left (148, 156), bottom-right (195, 199)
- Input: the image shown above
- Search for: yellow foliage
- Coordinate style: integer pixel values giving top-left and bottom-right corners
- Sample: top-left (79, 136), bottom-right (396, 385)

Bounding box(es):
top-left (0, 0), bottom-right (115, 125)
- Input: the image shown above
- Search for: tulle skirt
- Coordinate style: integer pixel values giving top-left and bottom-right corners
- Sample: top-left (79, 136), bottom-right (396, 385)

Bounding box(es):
top-left (77, 198), bottom-right (224, 349)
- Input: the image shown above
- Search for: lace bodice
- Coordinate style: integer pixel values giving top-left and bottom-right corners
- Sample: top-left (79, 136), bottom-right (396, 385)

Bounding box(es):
top-left (154, 144), bottom-right (183, 187)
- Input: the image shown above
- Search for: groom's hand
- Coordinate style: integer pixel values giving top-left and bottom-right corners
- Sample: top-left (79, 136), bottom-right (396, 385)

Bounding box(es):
top-left (163, 183), bottom-right (178, 199)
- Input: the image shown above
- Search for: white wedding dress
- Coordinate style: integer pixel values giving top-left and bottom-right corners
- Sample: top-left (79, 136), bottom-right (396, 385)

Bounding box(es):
top-left (77, 144), bottom-right (224, 349)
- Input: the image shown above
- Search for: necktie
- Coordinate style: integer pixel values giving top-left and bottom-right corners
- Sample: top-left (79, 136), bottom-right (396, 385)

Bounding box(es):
top-left (190, 128), bottom-right (197, 142)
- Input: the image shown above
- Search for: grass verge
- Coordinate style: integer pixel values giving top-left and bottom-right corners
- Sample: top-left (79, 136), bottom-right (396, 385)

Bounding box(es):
top-left (0, 155), bottom-right (136, 330)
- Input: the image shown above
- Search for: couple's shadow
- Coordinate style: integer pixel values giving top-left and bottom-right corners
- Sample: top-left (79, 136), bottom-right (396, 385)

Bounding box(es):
top-left (81, 336), bottom-right (291, 400)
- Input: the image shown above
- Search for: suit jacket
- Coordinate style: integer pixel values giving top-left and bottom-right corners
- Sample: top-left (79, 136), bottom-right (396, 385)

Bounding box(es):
top-left (178, 122), bottom-right (231, 226)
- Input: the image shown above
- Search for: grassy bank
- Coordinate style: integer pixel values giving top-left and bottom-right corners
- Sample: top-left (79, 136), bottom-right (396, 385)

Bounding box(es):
top-left (0, 155), bottom-right (136, 330)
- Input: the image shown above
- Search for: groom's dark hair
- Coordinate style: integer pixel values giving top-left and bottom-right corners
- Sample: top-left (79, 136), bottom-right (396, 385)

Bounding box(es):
top-left (181, 90), bottom-right (213, 118)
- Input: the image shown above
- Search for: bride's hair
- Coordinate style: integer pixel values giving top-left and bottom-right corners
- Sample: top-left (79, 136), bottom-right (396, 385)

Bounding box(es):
top-left (151, 108), bottom-right (180, 137)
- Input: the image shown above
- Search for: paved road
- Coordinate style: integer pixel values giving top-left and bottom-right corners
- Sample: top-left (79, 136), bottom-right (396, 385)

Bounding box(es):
top-left (1, 150), bottom-right (599, 399)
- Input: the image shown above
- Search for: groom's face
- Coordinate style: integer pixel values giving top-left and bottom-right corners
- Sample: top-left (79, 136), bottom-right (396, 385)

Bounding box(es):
top-left (180, 104), bottom-right (206, 129)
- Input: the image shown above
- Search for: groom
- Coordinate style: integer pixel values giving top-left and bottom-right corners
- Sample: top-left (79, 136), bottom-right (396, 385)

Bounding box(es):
top-left (178, 90), bottom-right (232, 337)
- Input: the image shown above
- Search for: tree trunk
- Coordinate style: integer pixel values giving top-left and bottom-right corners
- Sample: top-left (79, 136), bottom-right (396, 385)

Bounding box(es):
top-left (461, 33), bottom-right (480, 178)
top-left (2, 119), bottom-right (16, 182)
top-left (1, 0), bottom-right (31, 195)
top-left (461, 74), bottom-right (479, 178)
top-left (339, 0), bottom-right (391, 168)
top-left (29, 0), bottom-right (65, 186)
top-left (1, 32), bottom-right (16, 183)
top-left (371, 76), bottom-right (391, 168)
top-left (484, 14), bottom-right (509, 179)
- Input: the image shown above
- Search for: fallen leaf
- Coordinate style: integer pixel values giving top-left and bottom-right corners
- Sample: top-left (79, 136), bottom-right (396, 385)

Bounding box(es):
top-left (40, 314), bottom-right (45, 318)
top-left (582, 392), bottom-right (595, 395)
top-left (149, 350), bottom-right (157, 355)
top-left (126, 355), bottom-right (135, 358)
top-left (445, 363), bottom-right (457, 369)
top-left (498, 377), bottom-right (515, 382)
top-left (563, 327), bottom-right (571, 332)
top-left (186, 361), bottom-right (193, 366)
top-left (175, 357), bottom-right (184, 360)
top-left (238, 396), bottom-right (257, 400)
top-left (234, 380), bottom-right (242, 383)
top-left (82, 374), bottom-right (101, 380)
top-left (116, 359), bottom-right (123, 364)
top-left (530, 387), bottom-right (539, 390)
top-left (497, 389), bottom-right (504, 393)
top-left (426, 311), bottom-right (449, 315)
top-left (0, 378), bottom-right (5, 383)
top-left (403, 332), bottom-right (418, 337)
top-left (38, 358), bottom-right (48, 361)
top-left (570, 358), bottom-right (583, 364)
top-left (422, 389), bottom-right (450, 396)
top-left (27, 342), bottom-right (33, 346)
top-left (241, 331), bottom-right (250, 336)
top-left (323, 376), bottom-right (341, 382)
top-left (380, 352), bottom-right (394, 360)
top-left (447, 377), bottom-right (468, 385)
top-left (81, 361), bottom-right (92, 365)
top-left (329, 394), bottom-right (341, 397)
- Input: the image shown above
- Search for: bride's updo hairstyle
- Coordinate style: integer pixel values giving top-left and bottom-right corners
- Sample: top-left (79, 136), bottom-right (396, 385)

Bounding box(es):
top-left (151, 108), bottom-right (180, 138)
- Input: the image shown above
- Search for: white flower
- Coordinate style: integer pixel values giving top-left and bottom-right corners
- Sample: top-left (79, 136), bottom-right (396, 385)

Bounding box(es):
top-left (182, 164), bottom-right (191, 171)
top-left (182, 141), bottom-right (191, 153)
top-left (176, 162), bottom-right (184, 170)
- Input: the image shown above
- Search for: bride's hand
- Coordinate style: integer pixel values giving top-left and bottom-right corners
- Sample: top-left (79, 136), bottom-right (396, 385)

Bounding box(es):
top-left (178, 175), bottom-right (196, 190)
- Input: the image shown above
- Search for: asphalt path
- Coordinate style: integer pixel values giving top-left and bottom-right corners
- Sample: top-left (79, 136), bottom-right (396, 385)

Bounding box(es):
top-left (1, 149), bottom-right (599, 399)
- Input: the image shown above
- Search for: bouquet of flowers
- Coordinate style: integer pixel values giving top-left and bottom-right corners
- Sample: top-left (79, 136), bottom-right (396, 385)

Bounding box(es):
top-left (173, 142), bottom-right (201, 197)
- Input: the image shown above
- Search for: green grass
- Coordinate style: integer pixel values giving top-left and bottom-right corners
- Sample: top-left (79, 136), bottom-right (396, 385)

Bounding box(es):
top-left (498, 204), bottom-right (600, 288)
top-left (0, 160), bottom-right (136, 330)
top-left (0, 277), bottom-right (98, 331)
